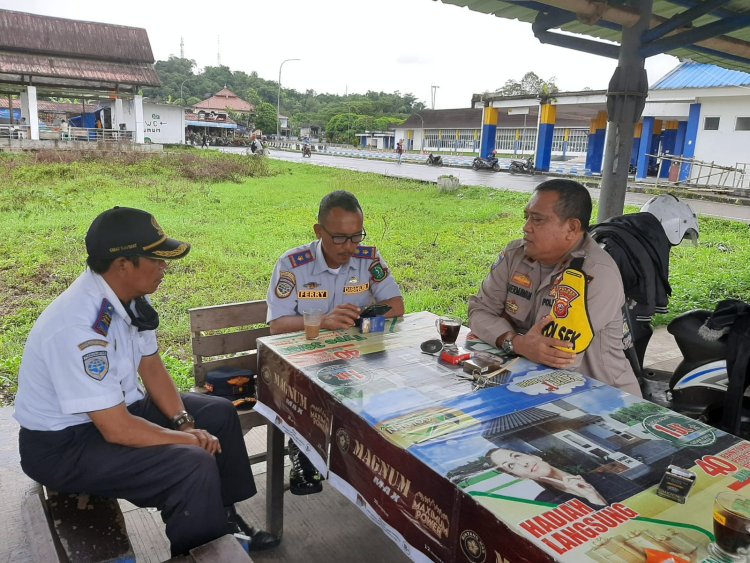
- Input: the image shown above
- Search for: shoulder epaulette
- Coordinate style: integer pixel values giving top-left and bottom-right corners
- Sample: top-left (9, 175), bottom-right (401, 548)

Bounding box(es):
top-left (353, 245), bottom-right (377, 259)
top-left (288, 249), bottom-right (315, 268)
top-left (92, 298), bottom-right (115, 337)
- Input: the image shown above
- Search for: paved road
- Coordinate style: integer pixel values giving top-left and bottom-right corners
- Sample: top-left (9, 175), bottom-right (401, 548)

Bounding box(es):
top-left (219, 147), bottom-right (750, 224)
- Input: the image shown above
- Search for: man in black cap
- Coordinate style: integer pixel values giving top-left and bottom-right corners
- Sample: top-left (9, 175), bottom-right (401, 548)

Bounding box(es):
top-left (14, 207), bottom-right (279, 556)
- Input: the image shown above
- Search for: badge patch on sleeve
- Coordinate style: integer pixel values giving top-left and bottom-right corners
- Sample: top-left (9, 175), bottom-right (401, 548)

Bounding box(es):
top-left (82, 351), bottom-right (109, 380)
top-left (369, 261), bottom-right (388, 283)
top-left (491, 252), bottom-right (505, 270)
top-left (92, 298), bottom-right (114, 337)
top-left (275, 271), bottom-right (296, 299)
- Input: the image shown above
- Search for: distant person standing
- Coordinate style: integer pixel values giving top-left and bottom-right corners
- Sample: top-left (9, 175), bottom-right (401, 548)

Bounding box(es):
top-left (201, 132), bottom-right (208, 149)
top-left (60, 118), bottom-right (69, 141)
top-left (95, 117), bottom-right (103, 140)
top-left (396, 139), bottom-right (404, 164)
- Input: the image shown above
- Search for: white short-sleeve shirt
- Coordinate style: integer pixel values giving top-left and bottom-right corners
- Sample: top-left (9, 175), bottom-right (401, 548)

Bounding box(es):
top-left (14, 270), bottom-right (157, 431)
top-left (267, 240), bottom-right (402, 322)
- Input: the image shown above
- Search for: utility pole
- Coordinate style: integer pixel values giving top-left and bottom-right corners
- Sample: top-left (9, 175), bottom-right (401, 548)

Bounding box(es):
top-left (180, 36), bottom-right (184, 59)
top-left (430, 85), bottom-right (440, 110)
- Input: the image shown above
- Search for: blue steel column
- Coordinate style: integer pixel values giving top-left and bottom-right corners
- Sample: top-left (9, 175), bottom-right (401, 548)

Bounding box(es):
top-left (535, 103), bottom-right (556, 172)
top-left (636, 116), bottom-right (654, 180)
top-left (479, 107), bottom-right (498, 159)
top-left (630, 122), bottom-right (642, 170)
top-left (680, 103), bottom-right (701, 182)
top-left (585, 111), bottom-right (607, 174)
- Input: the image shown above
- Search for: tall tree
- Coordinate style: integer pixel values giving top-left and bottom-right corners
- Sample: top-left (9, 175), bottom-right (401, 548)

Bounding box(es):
top-left (254, 102), bottom-right (277, 135)
top-left (496, 72), bottom-right (559, 101)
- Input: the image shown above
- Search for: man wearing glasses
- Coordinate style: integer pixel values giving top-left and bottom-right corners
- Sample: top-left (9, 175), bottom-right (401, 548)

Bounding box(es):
top-left (266, 190), bottom-right (404, 493)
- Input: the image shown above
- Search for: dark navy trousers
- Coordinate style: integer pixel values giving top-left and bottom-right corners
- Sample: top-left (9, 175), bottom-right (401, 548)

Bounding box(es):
top-left (18, 393), bottom-right (256, 556)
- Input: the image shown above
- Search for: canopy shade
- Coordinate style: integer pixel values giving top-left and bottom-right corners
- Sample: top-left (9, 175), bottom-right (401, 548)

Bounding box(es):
top-left (439, 0), bottom-right (750, 73)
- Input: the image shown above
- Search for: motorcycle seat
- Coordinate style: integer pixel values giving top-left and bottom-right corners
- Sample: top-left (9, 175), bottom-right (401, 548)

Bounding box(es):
top-left (667, 310), bottom-right (727, 363)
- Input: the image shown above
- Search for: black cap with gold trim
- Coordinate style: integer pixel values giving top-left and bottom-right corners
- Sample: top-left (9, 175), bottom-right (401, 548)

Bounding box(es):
top-left (86, 207), bottom-right (191, 260)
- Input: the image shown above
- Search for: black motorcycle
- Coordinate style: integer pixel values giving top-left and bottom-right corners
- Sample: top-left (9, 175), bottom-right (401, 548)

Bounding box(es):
top-left (302, 144), bottom-right (312, 157)
top-left (509, 156), bottom-right (534, 174)
top-left (472, 153), bottom-right (500, 172)
top-left (426, 154), bottom-right (443, 166)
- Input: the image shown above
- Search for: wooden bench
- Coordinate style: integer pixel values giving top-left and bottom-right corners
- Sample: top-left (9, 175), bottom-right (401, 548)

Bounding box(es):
top-left (189, 300), bottom-right (285, 536)
top-left (22, 485), bottom-right (135, 563)
top-left (189, 300), bottom-right (270, 445)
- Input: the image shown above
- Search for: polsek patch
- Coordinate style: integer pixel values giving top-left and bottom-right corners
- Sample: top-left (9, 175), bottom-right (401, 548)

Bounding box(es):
top-left (82, 350), bottom-right (109, 380)
top-left (92, 299), bottom-right (114, 337)
top-left (275, 271), bottom-right (296, 299)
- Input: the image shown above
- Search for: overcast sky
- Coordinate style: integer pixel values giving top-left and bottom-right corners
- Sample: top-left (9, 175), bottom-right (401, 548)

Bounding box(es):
top-left (7, 0), bottom-right (679, 108)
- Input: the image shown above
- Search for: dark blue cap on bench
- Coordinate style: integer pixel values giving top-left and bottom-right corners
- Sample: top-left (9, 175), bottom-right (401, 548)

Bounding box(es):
top-left (86, 206), bottom-right (191, 260)
top-left (205, 367), bottom-right (255, 398)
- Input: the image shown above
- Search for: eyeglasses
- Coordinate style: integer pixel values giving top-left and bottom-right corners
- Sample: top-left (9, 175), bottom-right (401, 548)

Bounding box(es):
top-left (319, 224), bottom-right (367, 245)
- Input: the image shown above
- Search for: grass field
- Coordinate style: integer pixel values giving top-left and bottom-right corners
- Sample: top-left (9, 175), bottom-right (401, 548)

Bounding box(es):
top-left (1, 149), bottom-right (748, 403)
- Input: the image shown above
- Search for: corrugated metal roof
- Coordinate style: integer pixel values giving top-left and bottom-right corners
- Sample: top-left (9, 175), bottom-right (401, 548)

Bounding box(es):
top-left (652, 61), bottom-right (750, 89)
top-left (439, 0), bottom-right (750, 74)
top-left (0, 9), bottom-right (155, 63)
top-left (0, 50), bottom-right (160, 87)
top-left (401, 108), bottom-right (483, 128)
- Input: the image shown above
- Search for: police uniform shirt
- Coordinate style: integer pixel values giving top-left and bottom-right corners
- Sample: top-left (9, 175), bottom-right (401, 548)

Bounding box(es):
top-left (14, 269), bottom-right (156, 431)
top-left (267, 239), bottom-right (401, 322)
top-left (468, 234), bottom-right (641, 397)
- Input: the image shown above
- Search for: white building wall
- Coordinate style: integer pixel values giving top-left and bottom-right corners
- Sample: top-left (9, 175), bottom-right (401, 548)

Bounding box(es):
top-left (143, 103), bottom-right (185, 144)
top-left (694, 96), bottom-right (750, 169)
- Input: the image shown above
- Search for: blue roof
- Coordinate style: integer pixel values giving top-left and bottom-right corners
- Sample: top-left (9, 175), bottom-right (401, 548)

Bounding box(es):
top-left (652, 62), bottom-right (750, 90)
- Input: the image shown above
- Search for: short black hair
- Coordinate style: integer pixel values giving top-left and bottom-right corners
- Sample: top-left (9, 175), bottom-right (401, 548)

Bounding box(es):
top-left (86, 255), bottom-right (140, 274)
top-left (318, 190), bottom-right (363, 223)
top-left (534, 179), bottom-right (592, 230)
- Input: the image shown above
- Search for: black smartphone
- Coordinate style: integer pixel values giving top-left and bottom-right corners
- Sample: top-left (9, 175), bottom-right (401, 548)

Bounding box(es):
top-left (360, 304), bottom-right (392, 318)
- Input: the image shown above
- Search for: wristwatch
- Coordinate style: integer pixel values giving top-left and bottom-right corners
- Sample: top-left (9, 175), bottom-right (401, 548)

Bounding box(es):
top-left (170, 410), bottom-right (195, 430)
top-left (501, 333), bottom-right (518, 355)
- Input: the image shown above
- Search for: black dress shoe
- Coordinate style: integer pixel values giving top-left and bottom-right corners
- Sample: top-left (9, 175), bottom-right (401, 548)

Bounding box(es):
top-left (247, 529), bottom-right (281, 551)
top-left (225, 508), bottom-right (281, 551)
top-left (288, 440), bottom-right (324, 495)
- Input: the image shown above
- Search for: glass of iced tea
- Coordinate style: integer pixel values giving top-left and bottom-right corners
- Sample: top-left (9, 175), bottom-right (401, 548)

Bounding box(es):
top-left (708, 491), bottom-right (750, 561)
top-left (436, 316), bottom-right (461, 347)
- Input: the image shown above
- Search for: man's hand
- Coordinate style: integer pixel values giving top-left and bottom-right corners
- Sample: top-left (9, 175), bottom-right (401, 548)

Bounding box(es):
top-left (183, 428), bottom-right (222, 455)
top-left (513, 315), bottom-right (576, 369)
top-left (321, 304), bottom-right (361, 330)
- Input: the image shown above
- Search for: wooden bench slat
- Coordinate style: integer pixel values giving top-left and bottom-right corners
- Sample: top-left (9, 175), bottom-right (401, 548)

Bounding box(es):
top-left (189, 534), bottom-right (253, 562)
top-left (22, 493), bottom-right (63, 563)
top-left (190, 301), bottom-right (268, 332)
top-left (192, 327), bottom-right (270, 357)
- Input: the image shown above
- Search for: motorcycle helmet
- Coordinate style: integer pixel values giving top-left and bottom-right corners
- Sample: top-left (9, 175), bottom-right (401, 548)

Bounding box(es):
top-left (640, 194), bottom-right (699, 246)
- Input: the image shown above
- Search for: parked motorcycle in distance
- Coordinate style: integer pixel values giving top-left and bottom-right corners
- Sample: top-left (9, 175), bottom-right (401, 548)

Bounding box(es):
top-left (472, 151), bottom-right (500, 172)
top-left (509, 156), bottom-right (534, 174)
top-left (302, 144), bottom-right (312, 157)
top-left (426, 153), bottom-right (443, 166)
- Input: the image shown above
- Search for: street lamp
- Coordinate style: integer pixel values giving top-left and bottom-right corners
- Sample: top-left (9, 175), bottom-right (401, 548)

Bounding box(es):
top-left (277, 58), bottom-right (300, 138)
top-left (179, 78), bottom-right (193, 105)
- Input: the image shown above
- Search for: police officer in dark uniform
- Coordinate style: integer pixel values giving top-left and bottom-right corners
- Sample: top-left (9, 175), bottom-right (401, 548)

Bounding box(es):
top-left (14, 207), bottom-right (279, 556)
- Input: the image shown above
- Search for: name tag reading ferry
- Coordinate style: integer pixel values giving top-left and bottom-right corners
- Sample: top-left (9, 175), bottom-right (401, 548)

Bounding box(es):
top-left (298, 290), bottom-right (328, 299)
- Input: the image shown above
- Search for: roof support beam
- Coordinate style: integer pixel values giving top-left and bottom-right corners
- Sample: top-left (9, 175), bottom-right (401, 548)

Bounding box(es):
top-left (641, 0), bottom-right (727, 43)
top-left (535, 0), bottom-right (750, 62)
top-left (641, 15), bottom-right (750, 57)
top-left (533, 29), bottom-right (620, 58)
